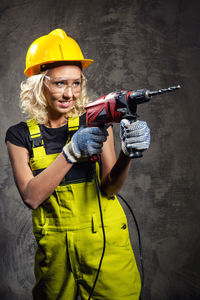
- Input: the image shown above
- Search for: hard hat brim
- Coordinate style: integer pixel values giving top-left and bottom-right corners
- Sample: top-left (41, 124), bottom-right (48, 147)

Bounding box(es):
top-left (24, 59), bottom-right (94, 77)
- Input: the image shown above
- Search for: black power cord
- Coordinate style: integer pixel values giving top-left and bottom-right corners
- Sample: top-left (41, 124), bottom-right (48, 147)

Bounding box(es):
top-left (88, 167), bottom-right (144, 300)
top-left (117, 194), bottom-right (144, 300)
top-left (88, 170), bottom-right (106, 300)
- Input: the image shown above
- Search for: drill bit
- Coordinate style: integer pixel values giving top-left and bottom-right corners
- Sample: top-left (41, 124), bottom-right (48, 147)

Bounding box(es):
top-left (149, 85), bottom-right (181, 97)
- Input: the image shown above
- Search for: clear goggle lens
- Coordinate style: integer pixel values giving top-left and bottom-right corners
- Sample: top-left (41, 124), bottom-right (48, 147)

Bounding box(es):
top-left (44, 76), bottom-right (83, 94)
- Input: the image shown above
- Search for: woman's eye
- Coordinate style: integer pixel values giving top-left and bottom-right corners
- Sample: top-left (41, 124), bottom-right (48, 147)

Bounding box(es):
top-left (54, 81), bottom-right (64, 87)
top-left (73, 81), bottom-right (81, 87)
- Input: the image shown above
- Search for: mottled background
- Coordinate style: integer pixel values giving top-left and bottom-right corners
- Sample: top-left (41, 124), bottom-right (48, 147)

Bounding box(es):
top-left (0, 0), bottom-right (200, 299)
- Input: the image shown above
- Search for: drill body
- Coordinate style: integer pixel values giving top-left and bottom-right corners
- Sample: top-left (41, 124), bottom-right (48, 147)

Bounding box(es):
top-left (85, 86), bottom-right (180, 127)
top-left (85, 85), bottom-right (180, 158)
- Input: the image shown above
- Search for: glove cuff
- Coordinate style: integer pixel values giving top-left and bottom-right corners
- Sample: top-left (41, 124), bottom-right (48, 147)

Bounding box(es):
top-left (62, 141), bottom-right (81, 164)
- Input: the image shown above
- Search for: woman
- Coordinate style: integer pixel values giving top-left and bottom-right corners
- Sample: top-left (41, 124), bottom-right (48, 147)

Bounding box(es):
top-left (6, 29), bottom-right (150, 300)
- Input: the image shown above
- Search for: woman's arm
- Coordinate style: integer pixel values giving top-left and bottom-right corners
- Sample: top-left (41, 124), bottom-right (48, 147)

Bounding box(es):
top-left (100, 119), bottom-right (151, 197)
top-left (100, 126), bottom-right (132, 197)
top-left (6, 141), bottom-right (73, 209)
top-left (7, 124), bottom-right (109, 209)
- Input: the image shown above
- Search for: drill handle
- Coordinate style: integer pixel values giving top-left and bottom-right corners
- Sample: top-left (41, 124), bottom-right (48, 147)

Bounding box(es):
top-left (128, 142), bottom-right (144, 159)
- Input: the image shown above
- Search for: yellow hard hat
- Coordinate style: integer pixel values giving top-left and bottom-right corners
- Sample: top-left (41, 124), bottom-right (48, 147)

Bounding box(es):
top-left (24, 29), bottom-right (94, 77)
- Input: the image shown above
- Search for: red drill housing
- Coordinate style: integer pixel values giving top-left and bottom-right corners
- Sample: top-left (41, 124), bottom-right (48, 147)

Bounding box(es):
top-left (85, 91), bottom-right (132, 126)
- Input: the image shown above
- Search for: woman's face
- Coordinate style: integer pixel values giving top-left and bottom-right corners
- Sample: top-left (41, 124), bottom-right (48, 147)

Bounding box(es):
top-left (43, 65), bottom-right (82, 118)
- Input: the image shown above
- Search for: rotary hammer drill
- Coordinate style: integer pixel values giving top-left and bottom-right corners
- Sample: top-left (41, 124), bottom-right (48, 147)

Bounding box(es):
top-left (85, 85), bottom-right (181, 158)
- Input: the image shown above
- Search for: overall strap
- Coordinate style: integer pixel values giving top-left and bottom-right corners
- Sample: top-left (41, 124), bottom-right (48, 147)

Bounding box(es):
top-left (66, 116), bottom-right (80, 144)
top-left (26, 118), bottom-right (46, 158)
top-left (68, 116), bottom-right (79, 131)
top-left (27, 117), bottom-right (80, 158)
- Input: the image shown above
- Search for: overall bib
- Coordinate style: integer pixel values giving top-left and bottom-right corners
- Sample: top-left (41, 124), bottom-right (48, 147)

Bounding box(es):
top-left (27, 118), bottom-right (141, 300)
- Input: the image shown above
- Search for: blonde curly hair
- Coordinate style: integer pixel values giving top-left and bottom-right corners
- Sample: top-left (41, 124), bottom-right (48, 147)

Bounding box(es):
top-left (20, 71), bottom-right (90, 124)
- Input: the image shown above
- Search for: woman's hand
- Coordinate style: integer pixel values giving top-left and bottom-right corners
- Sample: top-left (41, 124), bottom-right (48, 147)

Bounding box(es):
top-left (120, 119), bottom-right (150, 156)
top-left (62, 126), bottom-right (108, 163)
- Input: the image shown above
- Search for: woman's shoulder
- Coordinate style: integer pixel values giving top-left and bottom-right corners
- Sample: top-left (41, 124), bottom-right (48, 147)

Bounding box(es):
top-left (7, 121), bottom-right (28, 130)
top-left (5, 121), bottom-right (30, 148)
top-left (6, 121), bottom-right (29, 136)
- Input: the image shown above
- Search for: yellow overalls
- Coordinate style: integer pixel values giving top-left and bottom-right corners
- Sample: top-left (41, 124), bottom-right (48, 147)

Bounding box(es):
top-left (27, 117), bottom-right (141, 300)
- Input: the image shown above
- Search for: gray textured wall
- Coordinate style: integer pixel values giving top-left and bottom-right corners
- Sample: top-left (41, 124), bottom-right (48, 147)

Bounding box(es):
top-left (1, 0), bottom-right (200, 299)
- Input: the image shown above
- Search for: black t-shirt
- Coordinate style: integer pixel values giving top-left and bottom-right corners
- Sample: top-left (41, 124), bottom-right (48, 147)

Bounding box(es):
top-left (5, 114), bottom-right (86, 157)
top-left (5, 114), bottom-right (95, 183)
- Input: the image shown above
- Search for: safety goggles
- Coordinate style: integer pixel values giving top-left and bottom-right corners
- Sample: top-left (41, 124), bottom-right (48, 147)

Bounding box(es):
top-left (44, 76), bottom-right (84, 94)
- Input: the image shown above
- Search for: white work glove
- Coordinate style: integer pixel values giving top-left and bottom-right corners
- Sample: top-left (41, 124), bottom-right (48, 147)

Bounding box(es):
top-left (120, 119), bottom-right (150, 157)
top-left (63, 126), bottom-right (108, 163)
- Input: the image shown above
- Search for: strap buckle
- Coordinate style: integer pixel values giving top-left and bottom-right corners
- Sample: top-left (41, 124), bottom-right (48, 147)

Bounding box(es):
top-left (30, 135), bottom-right (44, 148)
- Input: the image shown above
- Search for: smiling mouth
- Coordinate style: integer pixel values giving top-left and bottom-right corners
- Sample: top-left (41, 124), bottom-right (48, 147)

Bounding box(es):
top-left (59, 99), bottom-right (71, 103)
top-left (58, 100), bottom-right (73, 108)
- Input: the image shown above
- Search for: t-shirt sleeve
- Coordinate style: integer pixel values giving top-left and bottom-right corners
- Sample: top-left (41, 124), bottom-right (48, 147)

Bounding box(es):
top-left (5, 122), bottom-right (30, 150)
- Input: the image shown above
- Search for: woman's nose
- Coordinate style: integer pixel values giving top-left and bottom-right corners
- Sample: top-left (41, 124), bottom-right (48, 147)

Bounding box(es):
top-left (63, 86), bottom-right (73, 98)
